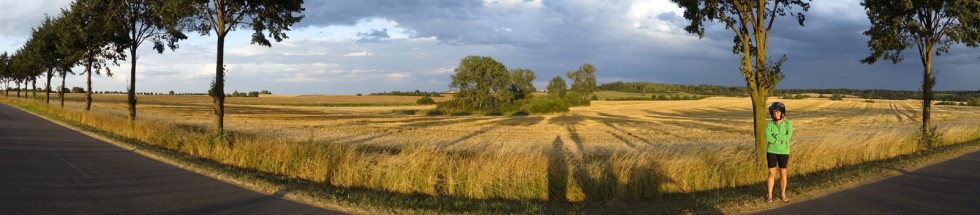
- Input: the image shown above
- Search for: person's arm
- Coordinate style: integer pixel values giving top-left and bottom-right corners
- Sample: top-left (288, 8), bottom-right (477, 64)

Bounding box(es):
top-left (775, 121), bottom-right (792, 142)
top-left (766, 122), bottom-right (777, 143)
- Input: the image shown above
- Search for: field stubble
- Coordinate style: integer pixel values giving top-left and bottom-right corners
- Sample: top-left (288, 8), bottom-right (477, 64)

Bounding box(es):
top-left (6, 93), bottom-right (980, 203)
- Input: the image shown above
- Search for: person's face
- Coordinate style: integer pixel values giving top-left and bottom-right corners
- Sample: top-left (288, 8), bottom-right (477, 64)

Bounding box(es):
top-left (773, 111), bottom-right (783, 120)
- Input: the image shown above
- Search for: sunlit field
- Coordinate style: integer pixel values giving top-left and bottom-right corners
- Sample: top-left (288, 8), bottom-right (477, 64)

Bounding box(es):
top-left (5, 93), bottom-right (979, 202)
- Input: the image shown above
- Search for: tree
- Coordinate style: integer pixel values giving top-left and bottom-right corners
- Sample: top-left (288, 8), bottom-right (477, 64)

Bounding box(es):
top-left (22, 15), bottom-right (66, 103)
top-left (672, 0), bottom-right (811, 164)
top-left (566, 63), bottom-right (597, 105)
top-left (0, 52), bottom-right (9, 96)
top-left (509, 68), bottom-right (537, 100)
top-left (547, 76), bottom-right (567, 98)
top-left (861, 0), bottom-right (980, 147)
top-left (449, 55), bottom-right (513, 111)
top-left (120, 0), bottom-right (189, 120)
top-left (61, 0), bottom-right (129, 111)
top-left (185, 0), bottom-right (304, 131)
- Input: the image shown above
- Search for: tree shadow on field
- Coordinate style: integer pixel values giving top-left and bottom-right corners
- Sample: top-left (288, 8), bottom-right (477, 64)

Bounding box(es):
top-left (544, 134), bottom-right (725, 214)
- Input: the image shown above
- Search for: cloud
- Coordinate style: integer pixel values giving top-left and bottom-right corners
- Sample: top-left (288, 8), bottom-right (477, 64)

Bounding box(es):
top-left (384, 72), bottom-right (411, 79)
top-left (7, 0), bottom-right (980, 95)
top-left (0, 0), bottom-right (71, 37)
top-left (343, 51), bottom-right (373, 57)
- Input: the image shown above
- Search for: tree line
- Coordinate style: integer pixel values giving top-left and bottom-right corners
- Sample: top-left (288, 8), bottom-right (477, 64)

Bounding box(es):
top-left (370, 90), bottom-right (444, 97)
top-left (599, 81), bottom-right (747, 96)
top-left (776, 89), bottom-right (980, 102)
top-left (0, 0), bottom-right (303, 133)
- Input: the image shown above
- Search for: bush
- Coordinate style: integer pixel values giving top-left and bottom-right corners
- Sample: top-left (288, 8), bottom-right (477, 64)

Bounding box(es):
top-left (394, 109), bottom-right (419, 115)
top-left (435, 99), bottom-right (473, 113)
top-left (416, 96), bottom-right (436, 105)
top-left (425, 109), bottom-right (445, 116)
top-left (967, 98), bottom-right (980, 107)
top-left (71, 87), bottom-right (85, 93)
top-left (520, 97), bottom-right (571, 114)
top-left (830, 94), bottom-right (844, 101)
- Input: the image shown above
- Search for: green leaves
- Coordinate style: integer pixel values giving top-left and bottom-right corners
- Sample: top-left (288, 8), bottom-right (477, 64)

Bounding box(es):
top-left (449, 56), bottom-right (513, 111)
top-left (861, 0), bottom-right (980, 65)
top-left (547, 76), bottom-right (568, 98)
top-left (509, 68), bottom-right (537, 100)
top-left (567, 63), bottom-right (597, 105)
top-left (187, 0), bottom-right (305, 43)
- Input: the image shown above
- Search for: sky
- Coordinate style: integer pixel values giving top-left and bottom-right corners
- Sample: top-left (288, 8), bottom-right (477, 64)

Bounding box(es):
top-left (0, 0), bottom-right (977, 95)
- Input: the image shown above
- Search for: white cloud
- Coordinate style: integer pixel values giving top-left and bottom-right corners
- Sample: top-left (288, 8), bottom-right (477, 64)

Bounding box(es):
top-left (343, 51), bottom-right (373, 57)
top-left (627, 0), bottom-right (684, 33)
top-left (483, 0), bottom-right (544, 10)
top-left (384, 72), bottom-right (411, 79)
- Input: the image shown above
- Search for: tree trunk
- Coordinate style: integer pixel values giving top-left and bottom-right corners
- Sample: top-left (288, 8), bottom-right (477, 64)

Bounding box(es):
top-left (32, 76), bottom-right (36, 99)
top-left (213, 34), bottom-right (226, 131)
top-left (46, 69), bottom-right (52, 104)
top-left (921, 56), bottom-right (933, 147)
top-left (86, 57), bottom-right (93, 111)
top-left (128, 40), bottom-right (138, 120)
top-left (16, 81), bottom-right (20, 97)
top-left (60, 72), bottom-right (65, 107)
top-left (751, 91), bottom-right (768, 163)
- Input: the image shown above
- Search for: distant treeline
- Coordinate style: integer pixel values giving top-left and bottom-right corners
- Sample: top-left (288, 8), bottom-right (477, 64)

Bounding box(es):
top-left (605, 94), bottom-right (708, 101)
top-left (598, 81), bottom-right (980, 102)
top-left (598, 81), bottom-right (747, 96)
top-left (775, 89), bottom-right (980, 101)
top-left (370, 90), bottom-right (444, 97)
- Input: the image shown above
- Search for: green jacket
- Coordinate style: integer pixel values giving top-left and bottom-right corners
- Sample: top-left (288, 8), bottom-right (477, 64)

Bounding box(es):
top-left (766, 119), bottom-right (793, 154)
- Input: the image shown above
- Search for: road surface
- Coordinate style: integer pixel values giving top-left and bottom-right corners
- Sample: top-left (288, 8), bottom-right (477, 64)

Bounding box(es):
top-left (0, 104), bottom-right (342, 214)
top-left (754, 149), bottom-right (980, 214)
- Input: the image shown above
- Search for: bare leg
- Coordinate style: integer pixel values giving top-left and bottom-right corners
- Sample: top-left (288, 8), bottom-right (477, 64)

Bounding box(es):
top-left (767, 167), bottom-right (776, 202)
top-left (780, 168), bottom-right (789, 202)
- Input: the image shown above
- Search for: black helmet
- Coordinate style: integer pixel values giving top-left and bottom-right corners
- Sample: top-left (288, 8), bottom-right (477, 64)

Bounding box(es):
top-left (769, 102), bottom-right (786, 119)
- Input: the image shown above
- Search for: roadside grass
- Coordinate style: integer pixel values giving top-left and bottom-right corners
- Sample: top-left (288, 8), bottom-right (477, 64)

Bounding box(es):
top-left (2, 96), bottom-right (979, 214)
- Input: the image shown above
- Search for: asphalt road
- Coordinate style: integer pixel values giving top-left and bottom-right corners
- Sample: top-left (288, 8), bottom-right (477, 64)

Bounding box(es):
top-left (0, 104), bottom-right (341, 214)
top-left (754, 149), bottom-right (980, 215)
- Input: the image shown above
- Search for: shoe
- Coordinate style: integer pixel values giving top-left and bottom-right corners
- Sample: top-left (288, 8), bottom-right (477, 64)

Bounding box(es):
top-left (781, 196), bottom-right (789, 203)
top-left (765, 196), bottom-right (773, 203)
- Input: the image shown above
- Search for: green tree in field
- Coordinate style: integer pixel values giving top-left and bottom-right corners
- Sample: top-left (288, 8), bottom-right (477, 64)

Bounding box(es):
top-left (566, 63), bottom-right (597, 106)
top-left (184, 0), bottom-right (305, 131)
top-left (547, 76), bottom-right (567, 98)
top-left (61, 0), bottom-right (129, 111)
top-left (671, 0), bottom-right (811, 165)
top-left (0, 52), bottom-right (9, 96)
top-left (860, 0), bottom-right (980, 147)
top-left (120, 0), bottom-right (190, 120)
top-left (449, 56), bottom-right (513, 111)
top-left (509, 68), bottom-right (537, 100)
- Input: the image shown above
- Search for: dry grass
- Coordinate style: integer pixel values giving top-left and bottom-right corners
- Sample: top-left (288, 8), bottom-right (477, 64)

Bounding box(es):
top-left (4, 94), bottom-right (979, 204)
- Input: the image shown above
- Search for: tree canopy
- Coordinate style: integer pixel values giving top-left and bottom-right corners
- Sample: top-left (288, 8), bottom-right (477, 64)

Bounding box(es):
top-left (450, 55), bottom-right (513, 111)
top-left (547, 76), bottom-right (568, 98)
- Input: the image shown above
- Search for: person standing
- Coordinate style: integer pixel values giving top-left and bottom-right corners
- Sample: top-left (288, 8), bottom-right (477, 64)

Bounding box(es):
top-left (765, 102), bottom-right (793, 203)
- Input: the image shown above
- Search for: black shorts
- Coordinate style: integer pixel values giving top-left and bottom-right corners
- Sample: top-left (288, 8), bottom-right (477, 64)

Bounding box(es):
top-left (767, 153), bottom-right (789, 169)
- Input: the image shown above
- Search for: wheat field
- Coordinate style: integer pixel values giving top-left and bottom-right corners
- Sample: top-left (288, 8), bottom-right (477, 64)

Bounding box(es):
top-left (6, 93), bottom-right (980, 202)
